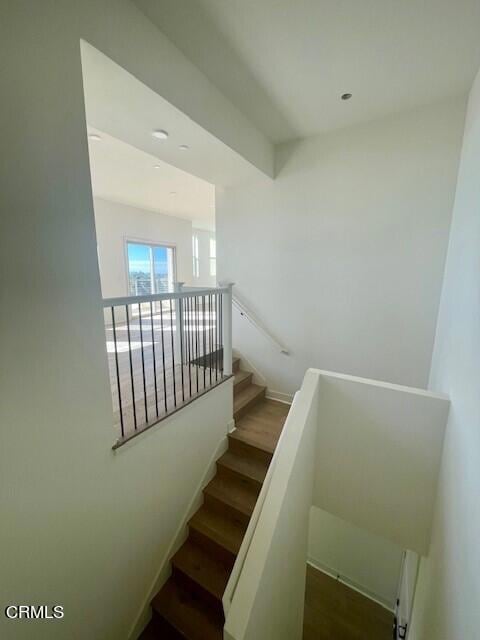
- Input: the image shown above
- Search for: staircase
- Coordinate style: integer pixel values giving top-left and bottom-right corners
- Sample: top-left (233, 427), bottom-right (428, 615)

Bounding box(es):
top-left (140, 356), bottom-right (289, 639)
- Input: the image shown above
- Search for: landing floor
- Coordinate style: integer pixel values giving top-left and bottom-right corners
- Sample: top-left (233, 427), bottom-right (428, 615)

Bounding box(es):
top-left (303, 565), bottom-right (394, 640)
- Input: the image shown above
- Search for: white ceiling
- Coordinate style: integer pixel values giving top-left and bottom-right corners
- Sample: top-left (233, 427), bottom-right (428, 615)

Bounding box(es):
top-left (136, 0), bottom-right (480, 143)
top-left (87, 128), bottom-right (215, 230)
top-left (80, 41), bottom-right (261, 188)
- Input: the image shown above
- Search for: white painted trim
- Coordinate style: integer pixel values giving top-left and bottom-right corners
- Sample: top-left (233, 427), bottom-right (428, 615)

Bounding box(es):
top-left (265, 389), bottom-right (294, 405)
top-left (128, 433), bottom-right (230, 640)
top-left (307, 559), bottom-right (395, 612)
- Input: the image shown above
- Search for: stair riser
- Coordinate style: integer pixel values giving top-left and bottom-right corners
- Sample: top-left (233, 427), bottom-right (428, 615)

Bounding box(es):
top-left (149, 612), bottom-right (186, 639)
top-left (203, 493), bottom-right (251, 527)
top-left (234, 389), bottom-right (266, 420)
top-left (188, 527), bottom-right (238, 566)
top-left (227, 435), bottom-right (273, 466)
top-left (234, 373), bottom-right (253, 395)
top-left (171, 567), bottom-right (224, 617)
top-left (232, 358), bottom-right (241, 374)
top-left (216, 463), bottom-right (264, 492)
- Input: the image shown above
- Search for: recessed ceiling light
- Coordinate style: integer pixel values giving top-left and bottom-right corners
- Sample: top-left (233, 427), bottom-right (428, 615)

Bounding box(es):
top-left (179, 144), bottom-right (189, 151)
top-left (341, 93), bottom-right (352, 101)
top-left (88, 133), bottom-right (102, 141)
top-left (152, 129), bottom-right (169, 140)
top-left (153, 165), bottom-right (161, 169)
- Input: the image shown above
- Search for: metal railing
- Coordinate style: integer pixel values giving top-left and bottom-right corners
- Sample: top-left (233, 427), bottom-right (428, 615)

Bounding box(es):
top-left (233, 292), bottom-right (289, 355)
top-left (102, 283), bottom-right (233, 447)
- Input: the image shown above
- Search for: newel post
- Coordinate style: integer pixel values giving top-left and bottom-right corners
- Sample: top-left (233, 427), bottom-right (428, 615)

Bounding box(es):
top-left (220, 282), bottom-right (234, 376)
top-left (174, 282), bottom-right (185, 364)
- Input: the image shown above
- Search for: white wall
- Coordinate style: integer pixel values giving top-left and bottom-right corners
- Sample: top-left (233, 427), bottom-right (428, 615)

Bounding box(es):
top-left (217, 98), bottom-right (466, 392)
top-left (225, 370), bottom-right (318, 640)
top-left (0, 2), bottom-right (241, 638)
top-left (313, 371), bottom-right (450, 555)
top-left (192, 227), bottom-right (216, 288)
top-left (409, 68), bottom-right (480, 640)
top-left (94, 197), bottom-right (193, 297)
top-left (308, 507), bottom-right (403, 609)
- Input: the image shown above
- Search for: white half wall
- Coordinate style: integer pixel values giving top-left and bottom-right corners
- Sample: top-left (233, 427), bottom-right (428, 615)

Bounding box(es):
top-left (308, 506), bottom-right (403, 609)
top-left (1, 2), bottom-right (246, 637)
top-left (94, 197), bottom-right (193, 297)
top-left (409, 67), bottom-right (480, 640)
top-left (225, 371), bottom-right (319, 640)
top-left (217, 98), bottom-right (466, 392)
top-left (313, 371), bottom-right (450, 555)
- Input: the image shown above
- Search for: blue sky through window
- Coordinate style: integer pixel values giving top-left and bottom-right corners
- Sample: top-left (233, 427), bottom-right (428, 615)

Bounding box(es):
top-left (127, 243), bottom-right (168, 275)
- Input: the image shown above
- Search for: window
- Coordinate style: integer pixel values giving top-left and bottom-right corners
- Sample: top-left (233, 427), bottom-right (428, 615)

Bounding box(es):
top-left (209, 237), bottom-right (216, 277)
top-left (192, 235), bottom-right (200, 278)
top-left (127, 241), bottom-right (176, 295)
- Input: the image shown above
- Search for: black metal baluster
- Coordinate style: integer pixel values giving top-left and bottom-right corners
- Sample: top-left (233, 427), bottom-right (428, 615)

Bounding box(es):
top-left (111, 306), bottom-right (125, 438)
top-left (150, 301), bottom-right (159, 418)
top-left (208, 294), bottom-right (212, 386)
top-left (219, 293), bottom-right (223, 376)
top-left (170, 298), bottom-right (177, 407)
top-left (180, 297), bottom-right (185, 402)
top-left (195, 296), bottom-right (199, 392)
top-left (215, 294), bottom-right (219, 382)
top-left (159, 299), bottom-right (168, 413)
top-left (187, 296), bottom-right (192, 397)
top-left (202, 296), bottom-right (206, 389)
top-left (138, 303), bottom-right (148, 424)
top-left (125, 304), bottom-right (137, 430)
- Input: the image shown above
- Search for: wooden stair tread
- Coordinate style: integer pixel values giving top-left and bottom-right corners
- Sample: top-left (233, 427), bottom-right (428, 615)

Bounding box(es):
top-left (217, 449), bottom-right (269, 484)
top-left (205, 472), bottom-right (260, 518)
top-left (233, 369), bottom-right (253, 392)
top-left (152, 578), bottom-right (223, 640)
top-left (229, 426), bottom-right (276, 454)
top-left (172, 539), bottom-right (231, 601)
top-left (233, 383), bottom-right (266, 418)
top-left (189, 504), bottom-right (246, 555)
top-left (140, 616), bottom-right (184, 639)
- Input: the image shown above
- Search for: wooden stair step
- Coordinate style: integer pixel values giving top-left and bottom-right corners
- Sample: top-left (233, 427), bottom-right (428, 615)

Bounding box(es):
top-left (233, 369), bottom-right (253, 394)
top-left (232, 356), bottom-right (241, 373)
top-left (140, 615), bottom-right (184, 639)
top-left (152, 578), bottom-right (223, 640)
top-left (233, 383), bottom-right (266, 420)
top-left (189, 504), bottom-right (247, 557)
top-left (172, 539), bottom-right (231, 602)
top-left (204, 471), bottom-right (260, 520)
top-left (217, 449), bottom-right (269, 486)
top-left (229, 427), bottom-right (276, 457)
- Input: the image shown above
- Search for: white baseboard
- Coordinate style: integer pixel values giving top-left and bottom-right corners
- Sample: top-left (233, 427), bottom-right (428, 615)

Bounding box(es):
top-left (128, 434), bottom-right (230, 640)
top-left (307, 558), bottom-right (395, 612)
top-left (265, 389), bottom-right (293, 404)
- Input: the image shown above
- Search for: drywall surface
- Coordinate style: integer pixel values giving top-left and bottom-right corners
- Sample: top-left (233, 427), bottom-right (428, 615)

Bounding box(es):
top-left (308, 507), bottom-right (403, 609)
top-left (217, 98), bottom-right (466, 392)
top-left (313, 371), bottom-right (450, 555)
top-left (94, 198), bottom-right (193, 298)
top-left (0, 2), bottom-right (239, 637)
top-left (409, 68), bottom-right (480, 640)
top-left (225, 371), bottom-right (318, 640)
top-left (193, 227), bottom-right (216, 288)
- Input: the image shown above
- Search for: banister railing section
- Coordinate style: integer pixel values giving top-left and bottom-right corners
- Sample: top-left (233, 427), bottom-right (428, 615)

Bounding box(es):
top-left (102, 284), bottom-right (233, 447)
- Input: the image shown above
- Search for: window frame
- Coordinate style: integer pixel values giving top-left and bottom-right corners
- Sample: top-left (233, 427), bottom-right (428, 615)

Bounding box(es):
top-left (123, 237), bottom-right (177, 296)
